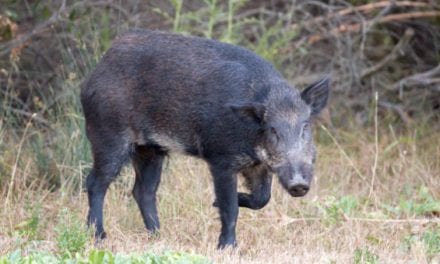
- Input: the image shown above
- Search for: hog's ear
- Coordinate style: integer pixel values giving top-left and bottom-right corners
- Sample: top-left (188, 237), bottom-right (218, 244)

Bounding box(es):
top-left (228, 102), bottom-right (266, 124)
top-left (300, 75), bottom-right (330, 116)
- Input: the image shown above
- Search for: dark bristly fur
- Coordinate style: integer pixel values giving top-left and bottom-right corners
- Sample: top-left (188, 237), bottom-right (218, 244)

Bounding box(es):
top-left (81, 29), bottom-right (330, 249)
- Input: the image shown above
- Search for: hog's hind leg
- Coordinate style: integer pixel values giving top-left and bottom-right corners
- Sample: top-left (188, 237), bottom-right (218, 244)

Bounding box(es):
top-left (132, 146), bottom-right (165, 233)
top-left (87, 137), bottom-right (130, 240)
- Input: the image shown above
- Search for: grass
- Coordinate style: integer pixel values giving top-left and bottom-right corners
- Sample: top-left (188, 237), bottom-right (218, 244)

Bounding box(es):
top-left (354, 248), bottom-right (379, 264)
top-left (1, 122), bottom-right (439, 263)
top-left (1, 1), bottom-right (440, 263)
top-left (0, 249), bottom-right (209, 264)
top-left (55, 208), bottom-right (90, 258)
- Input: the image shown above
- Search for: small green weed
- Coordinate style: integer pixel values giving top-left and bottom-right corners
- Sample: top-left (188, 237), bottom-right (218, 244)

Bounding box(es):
top-left (170, 0), bottom-right (184, 32)
top-left (245, 20), bottom-right (297, 66)
top-left (354, 248), bottom-right (379, 264)
top-left (422, 228), bottom-right (440, 255)
top-left (155, 0), bottom-right (248, 44)
top-left (381, 186), bottom-right (440, 217)
top-left (14, 206), bottom-right (40, 240)
top-left (316, 195), bottom-right (359, 225)
top-left (222, 0), bottom-right (248, 44)
top-left (55, 208), bottom-right (90, 258)
top-left (402, 227), bottom-right (440, 256)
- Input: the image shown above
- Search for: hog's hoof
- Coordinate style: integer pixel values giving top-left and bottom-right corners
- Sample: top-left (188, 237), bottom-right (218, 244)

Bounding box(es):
top-left (147, 229), bottom-right (161, 239)
top-left (217, 237), bottom-right (237, 250)
top-left (94, 230), bottom-right (107, 240)
top-left (217, 242), bottom-right (237, 250)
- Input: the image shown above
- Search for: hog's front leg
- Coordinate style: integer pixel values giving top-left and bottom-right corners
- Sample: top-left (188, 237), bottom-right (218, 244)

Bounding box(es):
top-left (209, 164), bottom-right (239, 249)
top-left (238, 165), bottom-right (272, 209)
top-left (213, 165), bottom-right (272, 210)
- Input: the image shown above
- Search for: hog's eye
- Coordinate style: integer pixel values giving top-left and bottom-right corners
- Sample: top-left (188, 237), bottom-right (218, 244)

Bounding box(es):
top-left (269, 126), bottom-right (279, 144)
top-left (301, 122), bottom-right (310, 139)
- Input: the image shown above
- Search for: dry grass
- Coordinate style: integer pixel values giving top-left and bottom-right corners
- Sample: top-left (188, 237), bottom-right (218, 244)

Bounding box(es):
top-left (1, 123), bottom-right (439, 263)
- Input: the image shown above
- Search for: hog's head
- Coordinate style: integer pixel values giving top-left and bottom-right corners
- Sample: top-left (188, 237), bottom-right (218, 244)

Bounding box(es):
top-left (230, 76), bottom-right (330, 197)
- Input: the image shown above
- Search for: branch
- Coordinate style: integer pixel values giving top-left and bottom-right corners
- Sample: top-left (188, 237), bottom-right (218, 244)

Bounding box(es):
top-left (340, 1), bottom-right (429, 14)
top-left (0, 0), bottom-right (130, 57)
top-left (244, 216), bottom-right (440, 224)
top-left (0, 0), bottom-right (67, 57)
top-left (306, 11), bottom-right (440, 44)
top-left (360, 28), bottom-right (414, 79)
top-left (291, 1), bottom-right (432, 32)
top-left (391, 64), bottom-right (440, 91)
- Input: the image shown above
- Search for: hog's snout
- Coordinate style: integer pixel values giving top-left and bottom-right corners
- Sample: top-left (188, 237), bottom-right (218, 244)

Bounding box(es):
top-left (276, 163), bottom-right (312, 197)
top-left (288, 184), bottom-right (309, 197)
top-left (287, 175), bottom-right (310, 197)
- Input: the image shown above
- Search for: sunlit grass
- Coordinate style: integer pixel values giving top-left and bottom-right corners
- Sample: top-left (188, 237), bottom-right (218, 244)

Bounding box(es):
top-left (1, 121), bottom-right (439, 262)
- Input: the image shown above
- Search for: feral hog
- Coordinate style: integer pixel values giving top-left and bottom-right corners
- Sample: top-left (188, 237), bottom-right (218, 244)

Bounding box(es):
top-left (81, 29), bottom-right (330, 249)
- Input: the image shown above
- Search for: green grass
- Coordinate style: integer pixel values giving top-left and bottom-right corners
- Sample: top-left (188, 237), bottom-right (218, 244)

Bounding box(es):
top-left (14, 205), bottom-right (41, 240)
top-left (403, 227), bottom-right (440, 257)
top-left (354, 248), bottom-right (379, 264)
top-left (381, 186), bottom-right (440, 218)
top-left (55, 209), bottom-right (90, 259)
top-left (317, 195), bottom-right (359, 225)
top-left (422, 228), bottom-right (440, 256)
top-left (0, 249), bottom-right (209, 264)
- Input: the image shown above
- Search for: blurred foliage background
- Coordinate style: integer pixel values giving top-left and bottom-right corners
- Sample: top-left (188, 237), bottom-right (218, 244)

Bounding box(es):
top-left (0, 0), bottom-right (439, 189)
top-left (1, 0), bottom-right (439, 130)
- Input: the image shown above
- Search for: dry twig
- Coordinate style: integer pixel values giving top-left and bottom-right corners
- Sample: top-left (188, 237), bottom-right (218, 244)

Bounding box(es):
top-left (306, 11), bottom-right (440, 44)
top-left (391, 64), bottom-right (440, 91)
top-left (0, 0), bottom-right (130, 57)
top-left (292, 1), bottom-right (431, 32)
top-left (0, 0), bottom-right (67, 57)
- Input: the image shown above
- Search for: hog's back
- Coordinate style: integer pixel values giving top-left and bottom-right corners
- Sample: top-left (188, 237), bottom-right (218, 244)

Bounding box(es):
top-left (81, 30), bottom-right (282, 153)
